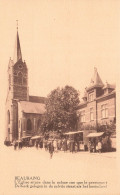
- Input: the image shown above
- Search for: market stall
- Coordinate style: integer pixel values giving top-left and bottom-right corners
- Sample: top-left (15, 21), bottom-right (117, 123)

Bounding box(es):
top-left (31, 135), bottom-right (43, 147)
top-left (64, 130), bottom-right (84, 151)
top-left (87, 132), bottom-right (104, 152)
top-left (22, 136), bottom-right (32, 147)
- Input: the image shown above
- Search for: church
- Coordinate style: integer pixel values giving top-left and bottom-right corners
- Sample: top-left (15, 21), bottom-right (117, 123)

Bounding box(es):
top-left (5, 29), bottom-right (46, 142)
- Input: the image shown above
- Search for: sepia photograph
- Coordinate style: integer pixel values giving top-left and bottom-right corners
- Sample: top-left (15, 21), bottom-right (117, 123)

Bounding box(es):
top-left (0, 0), bottom-right (120, 195)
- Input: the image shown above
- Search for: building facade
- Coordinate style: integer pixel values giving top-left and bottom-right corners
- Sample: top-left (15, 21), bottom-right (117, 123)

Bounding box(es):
top-left (77, 68), bottom-right (116, 144)
top-left (5, 30), bottom-right (46, 142)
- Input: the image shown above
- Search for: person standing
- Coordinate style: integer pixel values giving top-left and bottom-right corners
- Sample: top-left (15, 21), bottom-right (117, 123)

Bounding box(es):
top-left (58, 139), bottom-right (62, 151)
top-left (63, 138), bottom-right (67, 152)
top-left (88, 141), bottom-right (92, 152)
top-left (49, 141), bottom-right (54, 159)
top-left (67, 139), bottom-right (70, 151)
top-left (44, 139), bottom-right (47, 151)
top-left (13, 139), bottom-right (17, 150)
top-left (18, 140), bottom-right (22, 149)
top-left (18, 140), bottom-right (21, 149)
top-left (20, 138), bottom-right (23, 149)
top-left (29, 139), bottom-right (32, 147)
top-left (35, 139), bottom-right (39, 149)
top-left (39, 139), bottom-right (43, 149)
top-left (98, 140), bottom-right (102, 153)
top-left (70, 139), bottom-right (74, 153)
top-left (53, 139), bottom-right (57, 152)
top-left (96, 142), bottom-right (99, 152)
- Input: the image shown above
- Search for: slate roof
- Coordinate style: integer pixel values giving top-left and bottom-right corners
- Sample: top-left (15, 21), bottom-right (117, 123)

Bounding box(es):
top-left (87, 67), bottom-right (104, 90)
top-left (13, 31), bottom-right (22, 64)
top-left (29, 95), bottom-right (47, 104)
top-left (19, 101), bottom-right (46, 114)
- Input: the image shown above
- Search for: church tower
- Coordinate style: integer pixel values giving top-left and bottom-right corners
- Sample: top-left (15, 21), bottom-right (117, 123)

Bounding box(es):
top-left (6, 27), bottom-right (29, 142)
top-left (8, 30), bottom-right (29, 101)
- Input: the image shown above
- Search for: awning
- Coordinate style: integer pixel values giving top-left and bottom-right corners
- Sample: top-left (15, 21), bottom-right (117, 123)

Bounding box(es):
top-left (31, 136), bottom-right (43, 140)
top-left (64, 130), bottom-right (83, 135)
top-left (87, 132), bottom-right (104, 138)
top-left (16, 140), bottom-right (22, 143)
top-left (22, 136), bottom-right (32, 139)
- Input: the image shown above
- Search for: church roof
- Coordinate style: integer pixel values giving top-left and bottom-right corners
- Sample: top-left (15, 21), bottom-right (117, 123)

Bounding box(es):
top-left (29, 95), bottom-right (47, 104)
top-left (86, 67), bottom-right (104, 90)
top-left (13, 31), bottom-right (22, 64)
top-left (19, 101), bottom-right (46, 114)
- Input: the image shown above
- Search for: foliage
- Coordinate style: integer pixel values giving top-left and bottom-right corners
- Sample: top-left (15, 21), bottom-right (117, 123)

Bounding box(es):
top-left (78, 119), bottom-right (116, 133)
top-left (79, 124), bottom-right (96, 130)
top-left (97, 120), bottom-right (116, 133)
top-left (41, 85), bottom-right (80, 132)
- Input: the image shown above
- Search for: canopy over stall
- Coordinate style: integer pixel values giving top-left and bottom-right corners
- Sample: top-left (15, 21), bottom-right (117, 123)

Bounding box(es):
top-left (64, 131), bottom-right (84, 142)
top-left (31, 135), bottom-right (43, 140)
top-left (22, 136), bottom-right (32, 139)
top-left (64, 130), bottom-right (83, 135)
top-left (87, 132), bottom-right (104, 138)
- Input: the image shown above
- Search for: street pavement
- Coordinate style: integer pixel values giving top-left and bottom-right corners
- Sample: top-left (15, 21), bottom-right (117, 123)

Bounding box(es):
top-left (0, 146), bottom-right (120, 195)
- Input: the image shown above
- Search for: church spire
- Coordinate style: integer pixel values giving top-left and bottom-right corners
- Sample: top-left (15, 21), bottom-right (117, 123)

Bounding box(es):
top-left (13, 21), bottom-right (22, 64)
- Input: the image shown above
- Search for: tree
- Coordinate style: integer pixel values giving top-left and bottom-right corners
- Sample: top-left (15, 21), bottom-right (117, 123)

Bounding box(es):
top-left (42, 85), bottom-right (80, 133)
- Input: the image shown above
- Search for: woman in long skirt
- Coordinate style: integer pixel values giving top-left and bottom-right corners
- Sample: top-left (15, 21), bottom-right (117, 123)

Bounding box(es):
top-left (49, 141), bottom-right (54, 159)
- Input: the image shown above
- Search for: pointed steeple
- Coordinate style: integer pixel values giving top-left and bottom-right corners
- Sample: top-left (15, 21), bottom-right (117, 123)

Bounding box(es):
top-left (13, 30), bottom-right (22, 64)
top-left (90, 67), bottom-right (104, 87)
top-left (86, 67), bottom-right (104, 91)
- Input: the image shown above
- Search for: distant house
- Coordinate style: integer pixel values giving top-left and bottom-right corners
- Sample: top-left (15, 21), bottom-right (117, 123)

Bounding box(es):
top-left (76, 68), bottom-right (116, 145)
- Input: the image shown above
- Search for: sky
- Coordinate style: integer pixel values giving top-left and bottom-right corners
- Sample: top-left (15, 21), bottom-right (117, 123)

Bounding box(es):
top-left (0, 0), bottom-right (119, 109)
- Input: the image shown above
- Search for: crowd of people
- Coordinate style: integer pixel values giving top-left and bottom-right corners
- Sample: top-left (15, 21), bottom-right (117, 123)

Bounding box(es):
top-left (88, 137), bottom-right (112, 153)
top-left (34, 138), bottom-right (81, 158)
top-left (88, 139), bottom-right (102, 153)
top-left (12, 137), bottom-right (85, 158)
top-left (13, 139), bottom-right (23, 150)
top-left (7, 134), bottom-right (112, 158)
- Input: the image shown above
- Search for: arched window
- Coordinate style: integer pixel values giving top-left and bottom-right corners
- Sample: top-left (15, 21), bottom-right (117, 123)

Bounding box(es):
top-left (7, 110), bottom-right (10, 124)
top-left (27, 119), bottom-right (32, 131)
top-left (18, 72), bottom-right (23, 85)
top-left (37, 119), bottom-right (41, 130)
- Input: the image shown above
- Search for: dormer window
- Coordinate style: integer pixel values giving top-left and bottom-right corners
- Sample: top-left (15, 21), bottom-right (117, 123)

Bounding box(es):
top-left (89, 93), bottom-right (94, 102)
